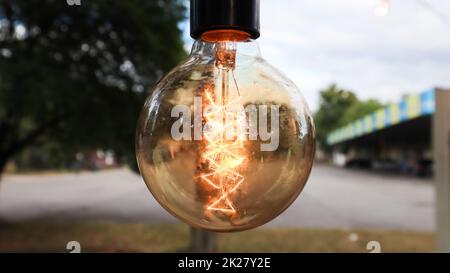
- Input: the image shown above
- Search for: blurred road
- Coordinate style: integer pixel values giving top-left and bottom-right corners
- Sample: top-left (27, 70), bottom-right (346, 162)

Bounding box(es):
top-left (0, 165), bottom-right (434, 231)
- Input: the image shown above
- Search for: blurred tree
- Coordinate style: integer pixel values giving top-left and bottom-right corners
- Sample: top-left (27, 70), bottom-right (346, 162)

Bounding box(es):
top-left (340, 99), bottom-right (383, 126)
top-left (0, 0), bottom-right (187, 177)
top-left (314, 84), bottom-right (358, 152)
top-left (314, 84), bottom-right (383, 153)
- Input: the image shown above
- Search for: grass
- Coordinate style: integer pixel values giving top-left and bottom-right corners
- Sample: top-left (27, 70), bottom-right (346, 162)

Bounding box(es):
top-left (0, 221), bottom-right (435, 253)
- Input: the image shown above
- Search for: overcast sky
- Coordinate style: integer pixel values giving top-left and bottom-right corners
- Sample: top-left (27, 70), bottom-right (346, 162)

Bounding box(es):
top-left (181, 0), bottom-right (450, 111)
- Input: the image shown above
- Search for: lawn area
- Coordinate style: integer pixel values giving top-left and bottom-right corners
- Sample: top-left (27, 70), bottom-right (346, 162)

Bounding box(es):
top-left (0, 221), bottom-right (434, 253)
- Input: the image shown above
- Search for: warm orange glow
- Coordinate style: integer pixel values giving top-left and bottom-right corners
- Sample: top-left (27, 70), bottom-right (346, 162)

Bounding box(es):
top-left (200, 82), bottom-right (247, 213)
top-left (201, 29), bottom-right (251, 42)
top-left (135, 30), bottom-right (316, 232)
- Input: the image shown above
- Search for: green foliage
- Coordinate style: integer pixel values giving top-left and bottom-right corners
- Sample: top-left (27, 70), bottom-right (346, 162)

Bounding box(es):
top-left (314, 84), bottom-right (383, 152)
top-left (0, 0), bottom-right (187, 172)
top-left (340, 99), bottom-right (383, 126)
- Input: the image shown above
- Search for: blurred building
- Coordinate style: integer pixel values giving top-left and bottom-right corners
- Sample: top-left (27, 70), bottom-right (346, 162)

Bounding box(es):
top-left (327, 87), bottom-right (449, 177)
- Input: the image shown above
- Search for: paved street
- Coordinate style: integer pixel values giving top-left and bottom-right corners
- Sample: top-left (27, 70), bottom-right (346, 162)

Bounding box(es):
top-left (0, 165), bottom-right (434, 231)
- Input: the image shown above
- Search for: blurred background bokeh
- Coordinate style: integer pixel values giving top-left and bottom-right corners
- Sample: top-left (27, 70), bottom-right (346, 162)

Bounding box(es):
top-left (1, 0), bottom-right (449, 252)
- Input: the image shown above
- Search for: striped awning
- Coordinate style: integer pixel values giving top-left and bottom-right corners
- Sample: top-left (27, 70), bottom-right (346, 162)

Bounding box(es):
top-left (326, 88), bottom-right (435, 145)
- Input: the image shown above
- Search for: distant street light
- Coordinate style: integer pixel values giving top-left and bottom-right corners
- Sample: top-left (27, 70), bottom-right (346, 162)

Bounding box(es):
top-left (375, 0), bottom-right (390, 17)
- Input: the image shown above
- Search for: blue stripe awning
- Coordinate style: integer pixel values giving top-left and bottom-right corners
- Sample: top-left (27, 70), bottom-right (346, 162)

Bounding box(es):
top-left (326, 88), bottom-right (435, 145)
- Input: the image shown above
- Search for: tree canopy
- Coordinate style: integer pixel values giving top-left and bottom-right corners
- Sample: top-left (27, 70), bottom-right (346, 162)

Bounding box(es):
top-left (0, 0), bottom-right (187, 174)
top-left (314, 84), bottom-right (383, 152)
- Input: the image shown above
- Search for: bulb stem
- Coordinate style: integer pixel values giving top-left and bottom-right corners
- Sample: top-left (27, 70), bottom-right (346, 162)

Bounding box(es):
top-left (215, 42), bottom-right (237, 70)
top-left (221, 68), bottom-right (229, 139)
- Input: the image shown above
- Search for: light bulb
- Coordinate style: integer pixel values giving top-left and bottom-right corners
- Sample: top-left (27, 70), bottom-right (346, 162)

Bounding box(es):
top-left (136, 0), bottom-right (315, 232)
top-left (374, 0), bottom-right (390, 17)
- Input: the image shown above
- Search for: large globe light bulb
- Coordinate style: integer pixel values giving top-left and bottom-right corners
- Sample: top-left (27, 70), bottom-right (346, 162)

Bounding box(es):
top-left (136, 0), bottom-right (315, 232)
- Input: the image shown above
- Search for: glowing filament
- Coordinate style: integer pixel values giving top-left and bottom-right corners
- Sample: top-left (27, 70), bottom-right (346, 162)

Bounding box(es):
top-left (200, 84), bottom-right (246, 213)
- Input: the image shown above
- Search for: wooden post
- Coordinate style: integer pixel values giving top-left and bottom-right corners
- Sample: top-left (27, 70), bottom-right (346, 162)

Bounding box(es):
top-left (434, 88), bottom-right (450, 252)
top-left (190, 228), bottom-right (217, 253)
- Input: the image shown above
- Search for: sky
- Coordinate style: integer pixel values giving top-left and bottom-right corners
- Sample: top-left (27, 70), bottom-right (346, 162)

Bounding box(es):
top-left (180, 0), bottom-right (450, 111)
